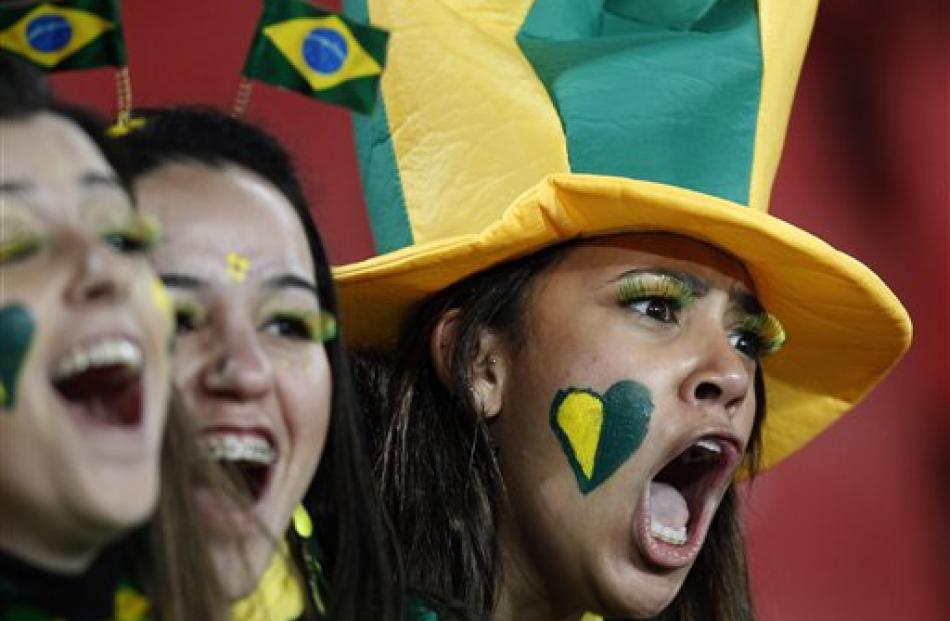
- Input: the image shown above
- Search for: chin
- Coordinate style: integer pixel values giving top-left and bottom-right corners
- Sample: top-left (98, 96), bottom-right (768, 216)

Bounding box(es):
top-left (591, 558), bottom-right (689, 619)
top-left (75, 467), bottom-right (161, 534)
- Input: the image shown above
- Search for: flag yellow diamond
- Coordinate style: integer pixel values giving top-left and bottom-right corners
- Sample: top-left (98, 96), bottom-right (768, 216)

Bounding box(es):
top-left (0, 2), bottom-right (113, 68)
top-left (263, 15), bottom-right (381, 92)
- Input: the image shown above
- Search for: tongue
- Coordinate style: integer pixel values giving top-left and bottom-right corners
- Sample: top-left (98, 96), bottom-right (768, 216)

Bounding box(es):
top-left (649, 481), bottom-right (689, 529)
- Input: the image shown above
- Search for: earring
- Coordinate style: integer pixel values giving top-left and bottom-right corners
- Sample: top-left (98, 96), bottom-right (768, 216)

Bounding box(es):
top-left (488, 355), bottom-right (498, 366)
top-left (292, 503), bottom-right (328, 615)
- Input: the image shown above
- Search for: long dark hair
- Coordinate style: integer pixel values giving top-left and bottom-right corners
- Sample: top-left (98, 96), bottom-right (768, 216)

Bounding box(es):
top-left (123, 106), bottom-right (402, 621)
top-left (0, 52), bottom-right (226, 620)
top-left (357, 240), bottom-right (765, 621)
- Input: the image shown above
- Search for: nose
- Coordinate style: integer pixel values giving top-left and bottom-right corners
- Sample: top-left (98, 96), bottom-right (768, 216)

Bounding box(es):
top-left (678, 335), bottom-right (752, 418)
top-left (64, 239), bottom-right (130, 306)
top-left (201, 320), bottom-right (273, 401)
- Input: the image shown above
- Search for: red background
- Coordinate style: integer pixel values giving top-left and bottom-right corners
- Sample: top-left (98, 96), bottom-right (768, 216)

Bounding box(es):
top-left (49, 1), bottom-right (948, 619)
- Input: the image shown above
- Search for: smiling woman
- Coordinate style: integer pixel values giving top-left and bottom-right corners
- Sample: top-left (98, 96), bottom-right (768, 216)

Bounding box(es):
top-left (122, 107), bottom-right (401, 621)
top-left (0, 53), bottom-right (224, 620)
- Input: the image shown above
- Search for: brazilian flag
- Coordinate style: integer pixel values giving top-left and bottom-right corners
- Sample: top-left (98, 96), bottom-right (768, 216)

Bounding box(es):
top-left (0, 0), bottom-right (125, 71)
top-left (243, 0), bottom-right (388, 114)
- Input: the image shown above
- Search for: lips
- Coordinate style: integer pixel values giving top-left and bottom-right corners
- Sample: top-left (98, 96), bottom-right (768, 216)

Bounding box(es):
top-left (199, 429), bottom-right (277, 505)
top-left (636, 435), bottom-right (740, 569)
top-left (51, 337), bottom-right (145, 428)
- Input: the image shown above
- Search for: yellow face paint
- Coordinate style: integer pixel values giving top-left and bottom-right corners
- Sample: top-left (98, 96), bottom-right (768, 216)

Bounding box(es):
top-left (150, 278), bottom-right (173, 320)
top-left (226, 252), bottom-right (250, 282)
top-left (554, 391), bottom-right (604, 479)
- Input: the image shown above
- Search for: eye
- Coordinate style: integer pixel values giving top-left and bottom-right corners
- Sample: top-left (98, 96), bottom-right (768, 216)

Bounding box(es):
top-left (729, 331), bottom-right (763, 360)
top-left (102, 231), bottom-right (151, 254)
top-left (0, 236), bottom-right (44, 265)
top-left (732, 312), bottom-right (786, 360)
top-left (101, 215), bottom-right (161, 255)
top-left (263, 313), bottom-right (314, 341)
top-left (628, 297), bottom-right (679, 323)
top-left (172, 304), bottom-right (201, 335)
top-left (616, 273), bottom-right (692, 325)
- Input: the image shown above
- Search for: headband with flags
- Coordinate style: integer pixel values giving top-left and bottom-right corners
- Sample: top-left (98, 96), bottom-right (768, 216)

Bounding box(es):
top-left (239, 0), bottom-right (388, 116)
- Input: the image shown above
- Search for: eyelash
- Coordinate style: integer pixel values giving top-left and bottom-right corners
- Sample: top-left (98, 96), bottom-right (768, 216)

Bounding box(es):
top-left (0, 235), bottom-right (45, 265)
top-left (262, 310), bottom-right (337, 344)
top-left (729, 313), bottom-right (786, 360)
top-left (101, 214), bottom-right (162, 255)
top-left (172, 303), bottom-right (203, 335)
top-left (173, 304), bottom-right (338, 345)
top-left (616, 274), bottom-right (693, 323)
top-left (0, 215), bottom-right (162, 266)
top-left (616, 273), bottom-right (786, 360)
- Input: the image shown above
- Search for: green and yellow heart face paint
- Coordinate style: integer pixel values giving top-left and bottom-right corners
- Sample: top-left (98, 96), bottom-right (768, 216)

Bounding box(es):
top-left (0, 304), bottom-right (36, 412)
top-left (550, 380), bottom-right (653, 494)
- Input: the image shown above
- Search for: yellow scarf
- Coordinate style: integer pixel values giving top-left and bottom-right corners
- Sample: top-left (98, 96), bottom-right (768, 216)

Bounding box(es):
top-left (231, 546), bottom-right (304, 621)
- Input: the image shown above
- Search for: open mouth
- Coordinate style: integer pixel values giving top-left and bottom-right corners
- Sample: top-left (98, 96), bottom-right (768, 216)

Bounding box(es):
top-left (51, 338), bottom-right (144, 428)
top-left (640, 436), bottom-right (739, 567)
top-left (200, 431), bottom-right (277, 504)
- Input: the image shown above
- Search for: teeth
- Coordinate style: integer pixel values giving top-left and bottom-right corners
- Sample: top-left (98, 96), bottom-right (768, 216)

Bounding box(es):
top-left (650, 521), bottom-right (688, 546)
top-left (202, 434), bottom-right (276, 465)
top-left (696, 439), bottom-right (722, 454)
top-left (53, 338), bottom-right (143, 381)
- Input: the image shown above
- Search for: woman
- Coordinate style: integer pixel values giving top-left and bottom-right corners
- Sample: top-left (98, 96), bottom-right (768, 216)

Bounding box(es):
top-left (0, 55), bottom-right (224, 619)
top-left (336, 1), bottom-right (912, 619)
top-left (124, 107), bottom-right (400, 620)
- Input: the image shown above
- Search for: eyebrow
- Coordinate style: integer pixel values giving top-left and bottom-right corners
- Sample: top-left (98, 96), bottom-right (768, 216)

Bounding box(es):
top-left (263, 274), bottom-right (319, 298)
top-left (80, 171), bottom-right (122, 190)
top-left (161, 273), bottom-right (204, 290)
top-left (0, 172), bottom-right (121, 195)
top-left (611, 268), bottom-right (765, 313)
top-left (731, 288), bottom-right (764, 315)
top-left (0, 180), bottom-right (30, 194)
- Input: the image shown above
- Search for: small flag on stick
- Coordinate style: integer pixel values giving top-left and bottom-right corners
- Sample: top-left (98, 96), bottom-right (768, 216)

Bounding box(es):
top-left (0, 0), bottom-right (126, 71)
top-left (0, 0), bottom-right (135, 132)
top-left (241, 0), bottom-right (388, 115)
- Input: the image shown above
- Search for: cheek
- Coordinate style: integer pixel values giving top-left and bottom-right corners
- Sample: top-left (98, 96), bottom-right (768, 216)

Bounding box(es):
top-left (0, 303), bottom-right (37, 412)
top-left (280, 350), bottom-right (332, 448)
top-left (550, 380), bottom-right (654, 495)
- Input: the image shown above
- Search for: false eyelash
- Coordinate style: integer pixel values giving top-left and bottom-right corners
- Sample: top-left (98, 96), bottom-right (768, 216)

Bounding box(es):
top-left (738, 312), bottom-right (786, 357)
top-left (616, 273), bottom-right (694, 308)
top-left (271, 310), bottom-right (338, 343)
top-left (101, 214), bottom-right (163, 254)
top-left (0, 235), bottom-right (45, 265)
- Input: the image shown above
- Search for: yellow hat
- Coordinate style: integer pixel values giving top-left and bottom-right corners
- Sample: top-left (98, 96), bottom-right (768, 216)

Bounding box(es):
top-left (335, 0), bottom-right (912, 471)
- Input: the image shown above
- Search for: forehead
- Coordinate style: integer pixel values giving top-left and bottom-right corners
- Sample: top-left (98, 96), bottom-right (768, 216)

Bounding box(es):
top-left (137, 161), bottom-right (315, 284)
top-left (545, 233), bottom-right (755, 294)
top-left (1, 112), bottom-right (116, 201)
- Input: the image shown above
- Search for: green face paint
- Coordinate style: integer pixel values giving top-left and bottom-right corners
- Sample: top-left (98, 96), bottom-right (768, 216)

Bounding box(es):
top-left (549, 380), bottom-right (653, 494)
top-left (0, 304), bottom-right (36, 411)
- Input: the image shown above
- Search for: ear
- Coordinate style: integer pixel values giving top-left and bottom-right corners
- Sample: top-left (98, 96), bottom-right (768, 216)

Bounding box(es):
top-left (430, 310), bottom-right (508, 420)
top-left (469, 329), bottom-right (507, 420)
top-left (430, 309), bottom-right (462, 388)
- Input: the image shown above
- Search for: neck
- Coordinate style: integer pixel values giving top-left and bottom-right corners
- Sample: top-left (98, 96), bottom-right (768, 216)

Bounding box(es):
top-left (492, 520), bottom-right (586, 621)
top-left (0, 511), bottom-right (102, 574)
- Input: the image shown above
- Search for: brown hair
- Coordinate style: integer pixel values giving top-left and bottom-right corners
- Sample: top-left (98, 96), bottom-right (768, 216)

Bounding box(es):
top-left (135, 395), bottom-right (229, 620)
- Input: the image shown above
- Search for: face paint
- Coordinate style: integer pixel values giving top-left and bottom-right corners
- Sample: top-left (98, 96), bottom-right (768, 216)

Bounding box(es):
top-left (0, 304), bottom-right (36, 411)
top-left (226, 251), bottom-right (250, 282)
top-left (150, 277), bottom-right (173, 320)
top-left (550, 380), bottom-right (653, 494)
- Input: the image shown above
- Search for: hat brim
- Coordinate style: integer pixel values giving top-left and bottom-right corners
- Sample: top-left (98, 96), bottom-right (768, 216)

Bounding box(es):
top-left (335, 173), bottom-right (912, 471)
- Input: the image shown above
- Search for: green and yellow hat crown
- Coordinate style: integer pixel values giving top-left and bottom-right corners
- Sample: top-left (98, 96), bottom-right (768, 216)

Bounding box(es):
top-left (336, 0), bottom-right (912, 472)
